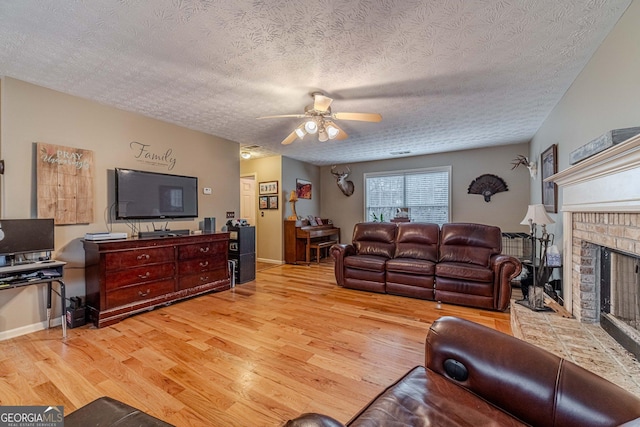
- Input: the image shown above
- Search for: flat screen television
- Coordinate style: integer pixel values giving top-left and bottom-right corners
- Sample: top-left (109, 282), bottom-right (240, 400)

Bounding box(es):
top-left (115, 168), bottom-right (198, 220)
top-left (0, 218), bottom-right (55, 257)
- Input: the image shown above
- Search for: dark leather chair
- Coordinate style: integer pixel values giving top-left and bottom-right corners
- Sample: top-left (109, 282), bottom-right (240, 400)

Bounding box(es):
top-left (385, 223), bottom-right (439, 299)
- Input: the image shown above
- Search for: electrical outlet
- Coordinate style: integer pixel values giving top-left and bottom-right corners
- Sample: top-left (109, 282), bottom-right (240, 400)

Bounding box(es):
top-left (203, 187), bottom-right (212, 195)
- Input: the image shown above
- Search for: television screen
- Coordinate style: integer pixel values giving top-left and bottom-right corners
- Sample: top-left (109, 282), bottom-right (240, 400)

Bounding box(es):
top-left (0, 218), bottom-right (55, 256)
top-left (115, 168), bottom-right (198, 220)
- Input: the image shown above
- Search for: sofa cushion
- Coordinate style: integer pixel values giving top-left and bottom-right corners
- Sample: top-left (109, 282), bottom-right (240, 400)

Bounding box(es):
top-left (344, 254), bottom-right (388, 272)
top-left (436, 261), bottom-right (494, 283)
top-left (395, 223), bottom-right (439, 261)
top-left (386, 258), bottom-right (436, 275)
top-left (439, 223), bottom-right (501, 267)
top-left (352, 222), bottom-right (397, 259)
top-left (347, 366), bottom-right (526, 427)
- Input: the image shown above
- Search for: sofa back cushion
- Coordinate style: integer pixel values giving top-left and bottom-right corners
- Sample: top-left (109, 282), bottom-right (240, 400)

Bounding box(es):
top-left (395, 223), bottom-right (439, 261)
top-left (439, 223), bottom-right (501, 267)
top-left (352, 222), bottom-right (397, 259)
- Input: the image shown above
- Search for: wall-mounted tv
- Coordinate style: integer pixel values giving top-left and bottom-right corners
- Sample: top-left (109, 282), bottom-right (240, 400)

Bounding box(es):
top-left (0, 218), bottom-right (55, 257)
top-left (115, 168), bottom-right (198, 220)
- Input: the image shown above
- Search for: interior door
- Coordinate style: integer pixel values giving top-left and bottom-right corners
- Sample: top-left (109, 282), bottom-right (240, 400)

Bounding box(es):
top-left (240, 176), bottom-right (256, 227)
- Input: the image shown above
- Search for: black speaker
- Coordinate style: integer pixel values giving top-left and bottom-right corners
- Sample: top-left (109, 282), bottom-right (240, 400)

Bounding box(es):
top-left (203, 217), bottom-right (216, 233)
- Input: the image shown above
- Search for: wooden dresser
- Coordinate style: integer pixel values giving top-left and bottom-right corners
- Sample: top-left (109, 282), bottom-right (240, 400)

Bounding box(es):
top-left (83, 233), bottom-right (230, 327)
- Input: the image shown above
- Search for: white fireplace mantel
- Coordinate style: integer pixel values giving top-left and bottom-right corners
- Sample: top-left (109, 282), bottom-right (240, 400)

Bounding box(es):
top-left (548, 133), bottom-right (640, 317)
top-left (549, 133), bottom-right (640, 212)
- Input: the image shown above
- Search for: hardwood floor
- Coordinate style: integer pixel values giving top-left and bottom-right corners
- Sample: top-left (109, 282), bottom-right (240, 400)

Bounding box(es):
top-left (0, 261), bottom-right (511, 426)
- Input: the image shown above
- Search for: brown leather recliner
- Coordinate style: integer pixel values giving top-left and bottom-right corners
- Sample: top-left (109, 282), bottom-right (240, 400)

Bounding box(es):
top-left (331, 222), bottom-right (521, 311)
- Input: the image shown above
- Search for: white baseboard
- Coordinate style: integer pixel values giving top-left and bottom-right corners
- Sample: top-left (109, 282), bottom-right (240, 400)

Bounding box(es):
top-left (0, 317), bottom-right (63, 341)
top-left (256, 258), bottom-right (283, 265)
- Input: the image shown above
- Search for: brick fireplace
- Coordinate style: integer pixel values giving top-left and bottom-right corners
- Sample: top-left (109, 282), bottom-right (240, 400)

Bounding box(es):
top-left (551, 133), bottom-right (640, 325)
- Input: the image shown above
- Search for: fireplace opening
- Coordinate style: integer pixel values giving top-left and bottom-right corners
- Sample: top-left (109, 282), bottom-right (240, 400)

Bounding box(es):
top-left (600, 247), bottom-right (640, 360)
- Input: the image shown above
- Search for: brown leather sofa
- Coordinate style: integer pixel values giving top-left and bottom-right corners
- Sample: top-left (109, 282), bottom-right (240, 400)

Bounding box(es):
top-left (331, 222), bottom-right (521, 311)
top-left (284, 316), bottom-right (640, 427)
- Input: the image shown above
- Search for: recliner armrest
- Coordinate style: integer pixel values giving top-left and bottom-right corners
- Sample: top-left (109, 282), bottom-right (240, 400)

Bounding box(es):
top-left (489, 254), bottom-right (522, 310)
top-left (330, 244), bottom-right (355, 287)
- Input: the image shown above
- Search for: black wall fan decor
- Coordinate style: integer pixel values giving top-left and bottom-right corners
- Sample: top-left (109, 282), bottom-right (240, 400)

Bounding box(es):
top-left (467, 174), bottom-right (508, 202)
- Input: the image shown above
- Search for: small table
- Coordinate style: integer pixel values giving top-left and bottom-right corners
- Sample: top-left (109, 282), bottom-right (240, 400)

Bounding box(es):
top-left (0, 261), bottom-right (67, 339)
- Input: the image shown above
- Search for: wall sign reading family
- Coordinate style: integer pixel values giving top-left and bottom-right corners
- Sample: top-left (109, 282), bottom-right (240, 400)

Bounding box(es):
top-left (129, 141), bottom-right (177, 170)
top-left (37, 142), bottom-right (94, 224)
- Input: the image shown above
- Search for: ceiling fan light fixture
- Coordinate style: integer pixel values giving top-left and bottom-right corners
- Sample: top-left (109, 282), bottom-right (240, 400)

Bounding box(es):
top-left (294, 124), bottom-right (306, 139)
top-left (304, 120), bottom-right (318, 134)
top-left (318, 127), bottom-right (329, 142)
top-left (326, 124), bottom-right (339, 139)
top-left (240, 151), bottom-right (251, 159)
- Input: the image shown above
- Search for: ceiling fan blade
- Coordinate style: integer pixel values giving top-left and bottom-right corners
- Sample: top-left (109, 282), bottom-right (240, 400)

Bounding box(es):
top-left (325, 121), bottom-right (348, 140)
top-left (313, 94), bottom-right (333, 112)
top-left (281, 130), bottom-right (298, 145)
top-left (257, 114), bottom-right (307, 119)
top-left (333, 112), bottom-right (382, 122)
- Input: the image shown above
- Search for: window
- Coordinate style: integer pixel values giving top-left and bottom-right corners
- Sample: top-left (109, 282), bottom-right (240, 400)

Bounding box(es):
top-left (364, 167), bottom-right (451, 224)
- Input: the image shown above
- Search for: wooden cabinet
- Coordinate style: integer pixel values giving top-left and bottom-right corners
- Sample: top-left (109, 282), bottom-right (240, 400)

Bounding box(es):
top-left (84, 233), bottom-right (230, 327)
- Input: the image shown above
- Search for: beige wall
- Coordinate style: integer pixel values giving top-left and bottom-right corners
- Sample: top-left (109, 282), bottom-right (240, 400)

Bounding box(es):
top-left (240, 155), bottom-right (283, 263)
top-left (529, 0), bottom-right (640, 249)
top-left (0, 77), bottom-right (239, 336)
top-left (281, 156), bottom-right (321, 221)
top-left (320, 143), bottom-right (531, 242)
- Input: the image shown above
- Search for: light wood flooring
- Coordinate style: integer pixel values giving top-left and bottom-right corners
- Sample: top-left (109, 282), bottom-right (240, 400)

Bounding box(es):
top-left (0, 260), bottom-right (510, 426)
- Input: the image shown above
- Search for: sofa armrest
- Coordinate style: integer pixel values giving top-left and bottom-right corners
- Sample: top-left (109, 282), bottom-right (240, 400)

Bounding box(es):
top-left (330, 243), bottom-right (355, 287)
top-left (489, 254), bottom-right (522, 310)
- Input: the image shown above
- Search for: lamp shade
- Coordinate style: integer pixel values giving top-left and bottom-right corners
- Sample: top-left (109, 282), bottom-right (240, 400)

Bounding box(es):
top-left (304, 120), bottom-right (318, 134)
top-left (520, 204), bottom-right (554, 226)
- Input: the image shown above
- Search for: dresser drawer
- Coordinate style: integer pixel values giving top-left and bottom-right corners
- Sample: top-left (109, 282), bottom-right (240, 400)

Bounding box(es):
top-left (177, 253), bottom-right (226, 275)
top-left (105, 262), bottom-right (175, 290)
top-left (177, 268), bottom-right (228, 290)
top-left (104, 246), bottom-right (174, 270)
top-left (178, 241), bottom-right (227, 260)
top-left (106, 279), bottom-right (175, 309)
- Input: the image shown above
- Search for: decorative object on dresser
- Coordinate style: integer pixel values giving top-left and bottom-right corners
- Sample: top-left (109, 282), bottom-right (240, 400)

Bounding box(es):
top-left (467, 174), bottom-right (508, 202)
top-left (83, 233), bottom-right (230, 328)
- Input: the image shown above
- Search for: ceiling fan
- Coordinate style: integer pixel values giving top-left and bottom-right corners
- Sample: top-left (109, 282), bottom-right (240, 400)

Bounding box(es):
top-left (258, 91), bottom-right (382, 145)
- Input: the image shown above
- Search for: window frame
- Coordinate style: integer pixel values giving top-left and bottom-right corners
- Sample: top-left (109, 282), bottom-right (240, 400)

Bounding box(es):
top-left (363, 166), bottom-right (452, 224)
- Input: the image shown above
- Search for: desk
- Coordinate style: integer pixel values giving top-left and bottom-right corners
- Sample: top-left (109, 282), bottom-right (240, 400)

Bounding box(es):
top-left (0, 261), bottom-right (67, 339)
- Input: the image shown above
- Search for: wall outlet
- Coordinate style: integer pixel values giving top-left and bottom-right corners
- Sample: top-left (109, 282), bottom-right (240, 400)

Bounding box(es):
top-left (203, 187), bottom-right (212, 195)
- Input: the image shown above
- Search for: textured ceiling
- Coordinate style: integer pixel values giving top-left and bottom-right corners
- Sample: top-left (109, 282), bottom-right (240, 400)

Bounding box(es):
top-left (0, 0), bottom-right (632, 165)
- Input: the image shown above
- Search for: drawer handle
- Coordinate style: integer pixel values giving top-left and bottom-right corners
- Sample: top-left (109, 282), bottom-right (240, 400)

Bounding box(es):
top-left (137, 254), bottom-right (150, 260)
top-left (138, 272), bottom-right (151, 279)
top-left (199, 247), bottom-right (210, 253)
top-left (200, 276), bottom-right (209, 282)
top-left (138, 289), bottom-right (151, 297)
top-left (199, 261), bottom-right (209, 267)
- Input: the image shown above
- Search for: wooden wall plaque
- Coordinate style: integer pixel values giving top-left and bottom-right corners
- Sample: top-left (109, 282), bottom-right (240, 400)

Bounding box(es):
top-left (37, 143), bottom-right (94, 224)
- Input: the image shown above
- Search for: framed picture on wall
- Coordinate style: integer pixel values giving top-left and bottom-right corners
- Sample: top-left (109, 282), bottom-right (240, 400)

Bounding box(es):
top-left (268, 195), bottom-right (278, 210)
top-left (259, 196), bottom-right (268, 210)
top-left (541, 144), bottom-right (558, 213)
top-left (296, 179), bottom-right (312, 199)
top-left (259, 181), bottom-right (278, 195)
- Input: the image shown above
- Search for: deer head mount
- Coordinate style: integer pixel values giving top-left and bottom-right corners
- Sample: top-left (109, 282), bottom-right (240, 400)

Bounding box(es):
top-left (331, 165), bottom-right (354, 197)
